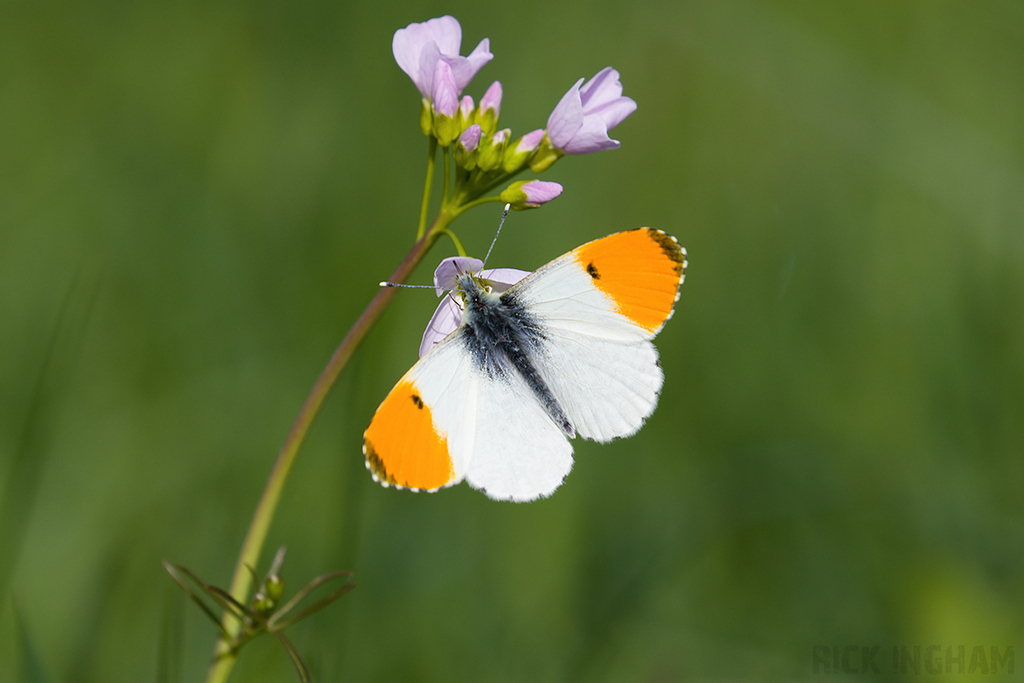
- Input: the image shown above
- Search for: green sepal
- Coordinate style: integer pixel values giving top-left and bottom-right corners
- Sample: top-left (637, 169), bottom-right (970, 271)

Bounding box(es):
top-left (477, 130), bottom-right (509, 172)
top-left (528, 138), bottom-right (562, 173)
top-left (499, 181), bottom-right (533, 210)
top-left (419, 99), bottom-right (432, 136)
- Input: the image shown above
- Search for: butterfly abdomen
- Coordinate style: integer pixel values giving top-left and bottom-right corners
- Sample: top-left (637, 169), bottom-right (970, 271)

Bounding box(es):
top-left (457, 274), bottom-right (574, 436)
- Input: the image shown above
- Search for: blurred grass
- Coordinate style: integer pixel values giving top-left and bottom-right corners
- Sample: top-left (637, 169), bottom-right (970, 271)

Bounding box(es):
top-left (2, 1), bottom-right (1023, 681)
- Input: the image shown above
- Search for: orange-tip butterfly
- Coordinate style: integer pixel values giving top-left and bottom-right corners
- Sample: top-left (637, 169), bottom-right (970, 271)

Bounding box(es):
top-left (364, 226), bottom-right (687, 501)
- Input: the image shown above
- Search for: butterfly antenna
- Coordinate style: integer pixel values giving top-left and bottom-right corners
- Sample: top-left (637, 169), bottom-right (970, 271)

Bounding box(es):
top-left (481, 203), bottom-right (511, 270)
top-left (379, 281), bottom-right (435, 289)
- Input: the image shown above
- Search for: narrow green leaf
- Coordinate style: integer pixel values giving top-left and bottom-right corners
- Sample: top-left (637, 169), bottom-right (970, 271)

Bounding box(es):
top-left (270, 570), bottom-right (353, 625)
top-left (270, 577), bottom-right (356, 631)
top-left (156, 586), bottom-right (184, 683)
top-left (162, 561), bottom-right (229, 635)
top-left (13, 602), bottom-right (51, 683)
top-left (0, 273), bottom-right (98, 596)
top-left (269, 628), bottom-right (311, 683)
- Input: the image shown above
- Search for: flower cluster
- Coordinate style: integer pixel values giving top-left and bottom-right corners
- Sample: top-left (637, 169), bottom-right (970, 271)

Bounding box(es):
top-left (393, 15), bottom-right (636, 210)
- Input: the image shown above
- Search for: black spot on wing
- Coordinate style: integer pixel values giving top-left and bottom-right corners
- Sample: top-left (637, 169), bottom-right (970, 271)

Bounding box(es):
top-left (586, 261), bottom-right (601, 279)
top-left (411, 394), bottom-right (424, 409)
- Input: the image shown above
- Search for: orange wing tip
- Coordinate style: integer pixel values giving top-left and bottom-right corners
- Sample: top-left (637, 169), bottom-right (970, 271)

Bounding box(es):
top-left (664, 242), bottom-right (687, 324)
top-left (574, 228), bottom-right (687, 334)
top-left (646, 228), bottom-right (688, 278)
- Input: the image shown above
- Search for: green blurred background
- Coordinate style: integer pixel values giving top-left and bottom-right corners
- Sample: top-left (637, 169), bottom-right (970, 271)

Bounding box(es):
top-left (3, 2), bottom-right (1023, 681)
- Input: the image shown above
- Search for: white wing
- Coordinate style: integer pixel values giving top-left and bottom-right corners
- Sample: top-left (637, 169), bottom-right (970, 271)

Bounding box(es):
top-left (459, 364), bottom-right (573, 502)
top-left (410, 332), bottom-right (573, 502)
top-left (508, 230), bottom-right (684, 442)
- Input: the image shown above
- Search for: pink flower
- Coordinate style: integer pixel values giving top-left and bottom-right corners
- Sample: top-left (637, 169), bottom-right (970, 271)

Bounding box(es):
top-left (420, 257), bottom-right (531, 357)
top-left (546, 67), bottom-right (636, 154)
top-left (392, 16), bottom-right (493, 100)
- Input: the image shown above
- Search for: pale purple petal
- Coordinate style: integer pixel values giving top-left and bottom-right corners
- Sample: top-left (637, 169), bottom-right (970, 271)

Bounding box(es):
top-left (451, 38), bottom-right (493, 92)
top-left (439, 38), bottom-right (493, 97)
top-left (431, 61), bottom-right (459, 116)
top-left (393, 16), bottom-right (463, 97)
top-left (394, 17), bottom-right (493, 100)
top-left (412, 41), bottom-right (442, 98)
top-left (589, 96), bottom-right (637, 132)
top-left (578, 69), bottom-right (636, 132)
top-left (481, 267), bottom-right (530, 291)
top-left (459, 95), bottom-right (474, 119)
top-left (432, 256), bottom-right (483, 296)
top-left (546, 78), bottom-right (585, 149)
top-left (419, 296), bottom-right (463, 357)
top-left (424, 16), bottom-right (462, 56)
top-left (522, 180), bottom-right (563, 204)
top-left (560, 117), bottom-right (619, 154)
top-left (578, 67), bottom-right (622, 109)
top-left (545, 68), bottom-right (635, 154)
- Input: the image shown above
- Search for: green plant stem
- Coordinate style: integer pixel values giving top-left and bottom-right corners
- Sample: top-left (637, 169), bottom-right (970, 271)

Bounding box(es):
top-left (454, 194), bottom-right (503, 217)
top-left (438, 228), bottom-right (467, 257)
top-left (417, 138), bottom-right (437, 239)
top-left (441, 146), bottom-right (452, 206)
top-left (204, 221), bottom-right (447, 683)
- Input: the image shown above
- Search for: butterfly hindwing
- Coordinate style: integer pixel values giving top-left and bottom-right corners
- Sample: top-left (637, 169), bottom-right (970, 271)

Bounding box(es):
top-left (461, 359), bottom-right (574, 501)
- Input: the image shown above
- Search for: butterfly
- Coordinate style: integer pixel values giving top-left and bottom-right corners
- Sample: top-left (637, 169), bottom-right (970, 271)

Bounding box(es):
top-left (364, 227), bottom-right (686, 501)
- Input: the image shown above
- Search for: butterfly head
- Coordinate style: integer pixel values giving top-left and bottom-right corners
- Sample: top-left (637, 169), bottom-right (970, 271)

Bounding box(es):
top-left (420, 256), bottom-right (533, 358)
top-left (432, 256), bottom-right (484, 298)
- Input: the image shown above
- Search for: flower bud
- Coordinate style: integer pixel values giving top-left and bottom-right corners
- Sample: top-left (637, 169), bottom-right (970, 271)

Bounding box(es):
top-left (499, 180), bottom-right (563, 209)
top-left (527, 135), bottom-right (562, 173)
top-left (477, 128), bottom-right (508, 172)
top-left (431, 61), bottom-right (460, 145)
top-left (264, 573), bottom-right (285, 603)
top-left (457, 95), bottom-right (475, 131)
top-left (478, 81), bottom-right (502, 135)
top-left (502, 129), bottom-right (545, 173)
top-left (252, 591), bottom-right (274, 615)
top-left (454, 124), bottom-right (482, 169)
